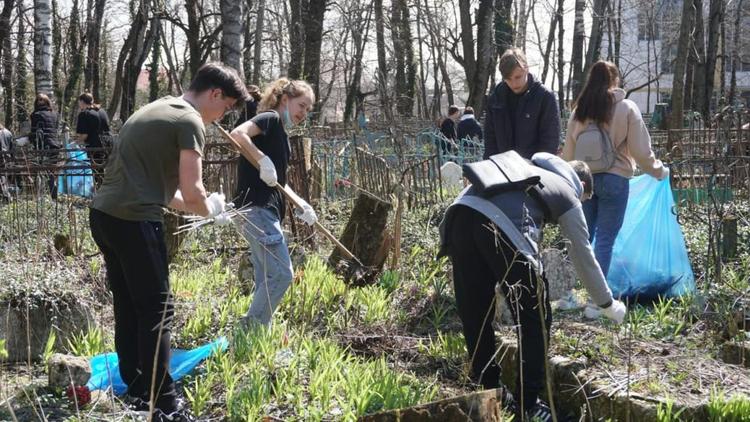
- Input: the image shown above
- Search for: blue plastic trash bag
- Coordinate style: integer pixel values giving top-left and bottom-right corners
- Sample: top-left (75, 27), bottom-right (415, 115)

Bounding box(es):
top-left (86, 337), bottom-right (228, 395)
top-left (606, 174), bottom-right (695, 300)
top-left (57, 144), bottom-right (94, 198)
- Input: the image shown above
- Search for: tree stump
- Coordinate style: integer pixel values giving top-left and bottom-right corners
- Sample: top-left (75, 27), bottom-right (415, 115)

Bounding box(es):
top-left (163, 211), bottom-right (187, 264)
top-left (329, 192), bottom-right (392, 284)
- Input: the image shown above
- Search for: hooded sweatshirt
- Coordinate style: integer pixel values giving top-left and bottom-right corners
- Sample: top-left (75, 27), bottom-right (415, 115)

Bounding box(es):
top-left (439, 153), bottom-right (614, 307)
top-left (563, 88), bottom-right (666, 179)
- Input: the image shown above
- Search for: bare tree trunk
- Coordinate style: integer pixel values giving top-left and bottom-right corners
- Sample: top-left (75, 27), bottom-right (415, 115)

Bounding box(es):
top-left (15, 0), bottom-right (29, 124)
top-left (149, 20), bottom-right (161, 102)
top-left (556, 0), bottom-right (565, 111)
top-left (252, 0), bottom-right (264, 84)
top-left (466, 0), bottom-right (494, 112)
top-left (287, 0), bottom-right (302, 79)
top-left (719, 10), bottom-right (726, 99)
top-left (416, 0), bottom-right (428, 119)
top-left (691, 0), bottom-right (706, 115)
top-left (185, 0), bottom-right (202, 78)
top-left (494, 0), bottom-right (514, 53)
top-left (704, 0), bottom-right (724, 116)
top-left (51, 0), bottom-right (61, 100)
top-left (584, 0), bottom-right (608, 75)
top-left (392, 0), bottom-right (415, 116)
top-left (571, 0), bottom-right (585, 99)
top-left (614, 0), bottom-right (621, 68)
top-left (220, 0), bottom-right (243, 74)
top-left (1, 0), bottom-right (14, 128)
top-left (374, 0), bottom-right (390, 118)
top-left (685, 45), bottom-right (695, 111)
top-left (83, 0), bottom-right (105, 99)
top-left (343, 3), bottom-right (372, 122)
top-left (727, 0), bottom-right (742, 105)
top-left (302, 0), bottom-right (325, 112)
top-left (34, 0), bottom-right (54, 98)
top-left (669, 0), bottom-right (695, 130)
top-left (516, 0), bottom-right (528, 50)
top-left (540, 0), bottom-right (559, 83)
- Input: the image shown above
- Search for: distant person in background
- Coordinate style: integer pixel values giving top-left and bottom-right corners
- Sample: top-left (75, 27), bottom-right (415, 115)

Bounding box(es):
top-left (457, 106), bottom-right (483, 142)
top-left (483, 48), bottom-right (561, 159)
top-left (0, 123), bottom-right (14, 201)
top-left (562, 61), bottom-right (666, 315)
top-left (234, 84), bottom-right (262, 129)
top-left (75, 93), bottom-right (104, 166)
top-left (30, 93), bottom-right (60, 199)
top-left (438, 105), bottom-right (460, 154)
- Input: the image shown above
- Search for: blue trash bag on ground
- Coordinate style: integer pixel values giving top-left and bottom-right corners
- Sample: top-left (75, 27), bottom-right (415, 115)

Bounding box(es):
top-left (606, 174), bottom-right (695, 301)
top-left (57, 144), bottom-right (94, 198)
top-left (86, 337), bottom-right (228, 395)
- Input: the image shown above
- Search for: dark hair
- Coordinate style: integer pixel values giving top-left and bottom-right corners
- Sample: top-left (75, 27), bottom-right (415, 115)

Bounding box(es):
top-left (78, 92), bottom-right (100, 110)
top-left (499, 47), bottom-right (528, 79)
top-left (34, 93), bottom-right (53, 111)
top-left (573, 61), bottom-right (620, 124)
top-left (448, 105), bottom-right (460, 115)
top-left (188, 62), bottom-right (249, 101)
top-left (247, 84), bottom-right (262, 102)
top-left (569, 160), bottom-right (593, 195)
top-left (463, 106), bottom-right (474, 115)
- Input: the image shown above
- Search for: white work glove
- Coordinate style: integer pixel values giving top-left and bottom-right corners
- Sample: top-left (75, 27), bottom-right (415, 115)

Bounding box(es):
top-left (601, 300), bottom-right (627, 324)
top-left (258, 156), bottom-right (278, 187)
top-left (205, 192), bottom-right (226, 218)
top-left (294, 201), bottom-right (318, 226)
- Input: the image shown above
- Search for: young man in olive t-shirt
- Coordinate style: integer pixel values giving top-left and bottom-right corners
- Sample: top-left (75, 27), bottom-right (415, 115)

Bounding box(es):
top-left (89, 62), bottom-right (247, 422)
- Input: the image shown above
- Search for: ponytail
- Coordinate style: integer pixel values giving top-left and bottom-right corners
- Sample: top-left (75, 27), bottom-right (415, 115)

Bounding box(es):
top-left (258, 78), bottom-right (315, 112)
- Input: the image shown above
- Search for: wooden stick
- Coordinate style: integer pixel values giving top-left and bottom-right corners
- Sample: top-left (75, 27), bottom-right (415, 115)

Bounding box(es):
top-left (212, 122), bottom-right (363, 265)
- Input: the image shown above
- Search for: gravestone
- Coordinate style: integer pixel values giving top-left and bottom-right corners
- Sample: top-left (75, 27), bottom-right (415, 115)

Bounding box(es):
top-left (440, 162), bottom-right (464, 191)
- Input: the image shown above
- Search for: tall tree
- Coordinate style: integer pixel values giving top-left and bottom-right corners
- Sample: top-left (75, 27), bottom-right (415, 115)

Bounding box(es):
top-left (287, 0), bottom-right (303, 79)
top-left (51, 0), bottom-right (61, 99)
top-left (727, 0), bottom-right (743, 105)
top-left (34, 0), bottom-right (54, 98)
top-left (451, 0), bottom-right (496, 114)
top-left (83, 0), bottom-right (106, 100)
top-left (15, 0), bottom-right (28, 124)
top-left (302, 0), bottom-right (325, 110)
top-left (584, 0), bottom-right (608, 75)
top-left (690, 0), bottom-right (706, 115)
top-left (570, 0), bottom-right (585, 98)
top-left (373, 0), bottom-right (390, 118)
top-left (252, 0), bottom-right (264, 84)
top-left (220, 0), bottom-right (243, 74)
top-left (149, 19), bottom-right (161, 102)
top-left (1, 0), bottom-right (14, 128)
top-left (109, 0), bottom-right (156, 120)
top-left (342, 1), bottom-right (372, 122)
top-left (62, 0), bottom-right (84, 119)
top-left (391, 0), bottom-right (415, 115)
top-left (703, 0), bottom-right (724, 117)
top-left (668, 0), bottom-right (695, 130)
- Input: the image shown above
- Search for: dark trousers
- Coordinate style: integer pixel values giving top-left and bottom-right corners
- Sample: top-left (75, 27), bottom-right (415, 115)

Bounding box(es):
top-left (448, 206), bottom-right (552, 412)
top-left (89, 208), bottom-right (177, 412)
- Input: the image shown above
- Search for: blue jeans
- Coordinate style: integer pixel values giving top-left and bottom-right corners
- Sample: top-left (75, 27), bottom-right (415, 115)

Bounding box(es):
top-left (582, 173), bottom-right (629, 278)
top-left (234, 206), bottom-right (294, 327)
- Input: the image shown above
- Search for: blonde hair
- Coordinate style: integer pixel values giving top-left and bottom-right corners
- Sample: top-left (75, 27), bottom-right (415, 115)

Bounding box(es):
top-left (258, 78), bottom-right (315, 112)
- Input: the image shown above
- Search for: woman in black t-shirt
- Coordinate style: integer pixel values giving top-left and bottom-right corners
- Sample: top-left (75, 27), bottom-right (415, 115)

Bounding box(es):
top-left (75, 93), bottom-right (105, 165)
top-left (229, 78), bottom-right (316, 328)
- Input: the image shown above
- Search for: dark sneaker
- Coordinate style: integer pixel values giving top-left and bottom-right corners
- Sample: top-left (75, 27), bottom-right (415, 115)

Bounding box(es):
top-left (152, 408), bottom-right (196, 422)
top-left (498, 387), bottom-right (518, 414)
top-left (122, 394), bottom-right (150, 412)
top-left (525, 400), bottom-right (554, 422)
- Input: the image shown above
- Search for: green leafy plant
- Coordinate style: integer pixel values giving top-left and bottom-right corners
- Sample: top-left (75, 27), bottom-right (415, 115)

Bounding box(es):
top-left (66, 327), bottom-right (107, 357)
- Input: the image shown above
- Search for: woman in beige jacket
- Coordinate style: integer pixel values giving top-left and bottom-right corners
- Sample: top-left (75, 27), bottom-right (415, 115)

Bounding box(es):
top-left (562, 60), bottom-right (667, 286)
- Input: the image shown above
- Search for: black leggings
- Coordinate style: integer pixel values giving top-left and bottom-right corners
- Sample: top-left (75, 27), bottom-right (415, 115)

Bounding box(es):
top-left (448, 205), bottom-right (552, 411)
top-left (89, 208), bottom-right (177, 411)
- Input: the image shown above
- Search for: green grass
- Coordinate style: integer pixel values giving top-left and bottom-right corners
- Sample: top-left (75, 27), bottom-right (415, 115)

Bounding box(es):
top-left (707, 389), bottom-right (750, 422)
top-left (66, 327), bottom-right (109, 357)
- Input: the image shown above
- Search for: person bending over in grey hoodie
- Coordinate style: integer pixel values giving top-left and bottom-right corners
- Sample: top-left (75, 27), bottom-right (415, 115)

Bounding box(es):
top-left (439, 152), bottom-right (626, 422)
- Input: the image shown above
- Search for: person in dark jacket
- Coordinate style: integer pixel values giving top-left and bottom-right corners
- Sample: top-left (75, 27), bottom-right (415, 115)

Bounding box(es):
top-left (29, 93), bottom-right (60, 198)
top-left (76, 93), bottom-right (103, 163)
top-left (457, 106), bottom-right (483, 142)
top-left (438, 105), bottom-right (460, 154)
top-left (484, 48), bottom-right (561, 159)
top-left (440, 152), bottom-right (626, 421)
